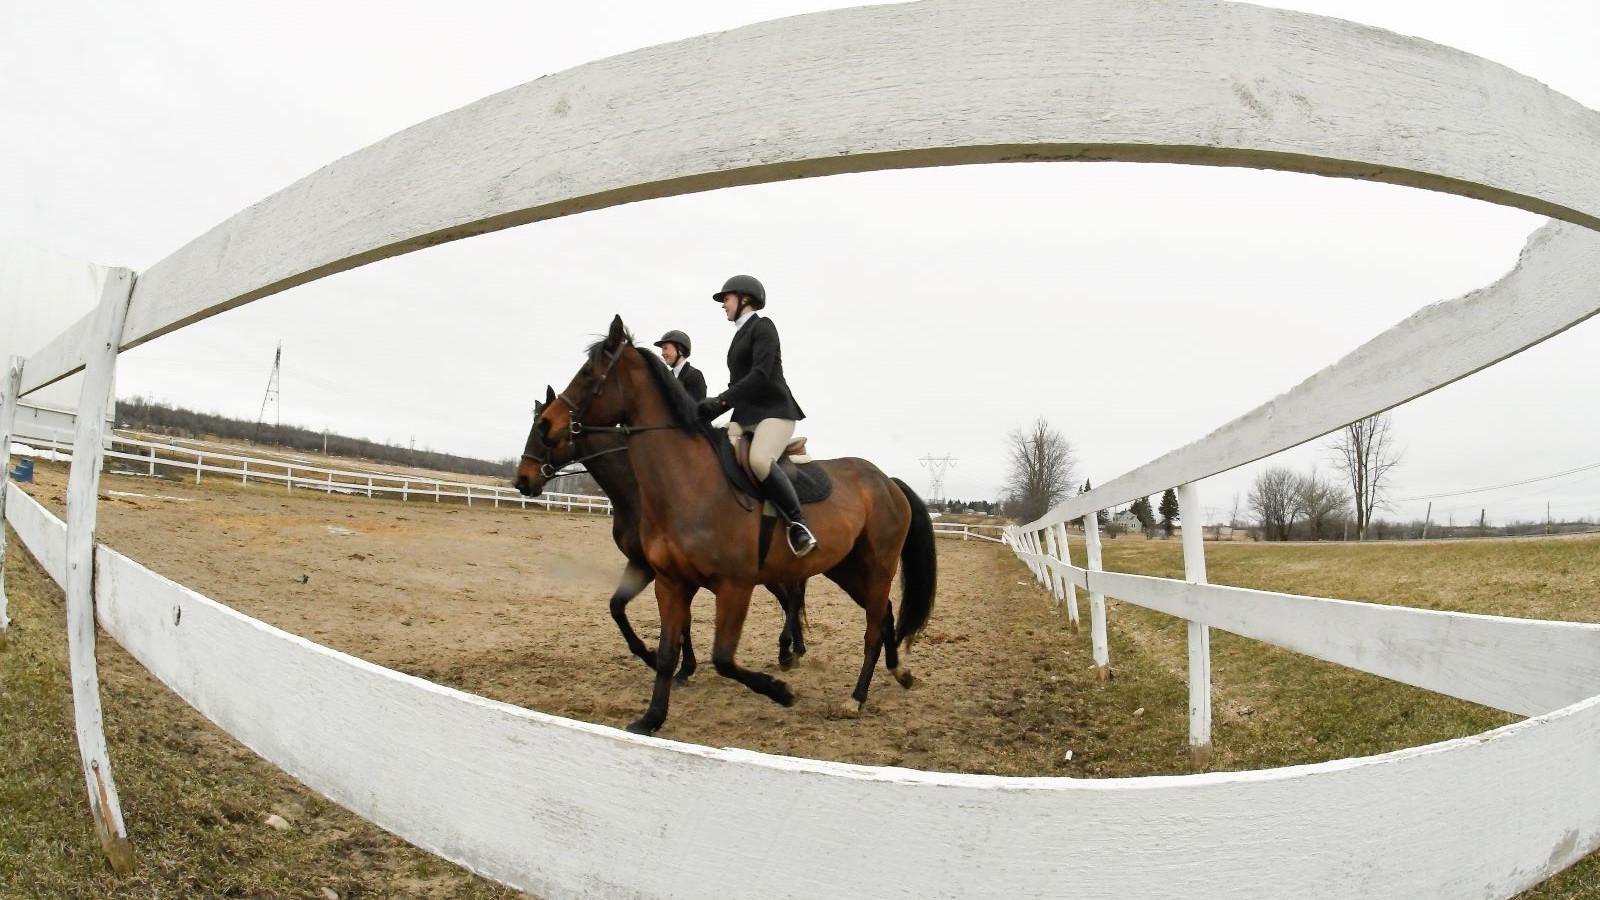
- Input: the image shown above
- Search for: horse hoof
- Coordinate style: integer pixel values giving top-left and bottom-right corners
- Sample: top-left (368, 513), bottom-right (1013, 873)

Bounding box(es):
top-left (779, 655), bottom-right (798, 671)
top-left (772, 681), bottom-right (797, 707)
top-left (836, 700), bottom-right (864, 718)
top-left (625, 718), bottom-right (660, 736)
top-left (674, 671), bottom-right (694, 686)
top-left (892, 666), bottom-right (916, 689)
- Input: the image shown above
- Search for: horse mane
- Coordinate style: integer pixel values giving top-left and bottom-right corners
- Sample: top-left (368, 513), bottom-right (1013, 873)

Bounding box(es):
top-left (587, 334), bottom-right (713, 439)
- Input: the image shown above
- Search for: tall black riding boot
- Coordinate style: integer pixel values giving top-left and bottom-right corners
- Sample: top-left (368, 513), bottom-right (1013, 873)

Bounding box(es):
top-left (762, 466), bottom-right (817, 557)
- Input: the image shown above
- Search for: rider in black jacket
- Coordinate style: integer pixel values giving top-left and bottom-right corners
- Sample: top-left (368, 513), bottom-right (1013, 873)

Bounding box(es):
top-left (696, 275), bottom-right (816, 557)
top-left (654, 330), bottom-right (706, 401)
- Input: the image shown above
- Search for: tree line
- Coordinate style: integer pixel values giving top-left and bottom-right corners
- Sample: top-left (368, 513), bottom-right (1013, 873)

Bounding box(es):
top-left (116, 396), bottom-right (516, 480)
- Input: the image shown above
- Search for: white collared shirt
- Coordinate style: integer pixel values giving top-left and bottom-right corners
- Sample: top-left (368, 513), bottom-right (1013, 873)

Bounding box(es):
top-left (672, 358), bottom-right (688, 377)
top-left (735, 309), bottom-right (759, 331)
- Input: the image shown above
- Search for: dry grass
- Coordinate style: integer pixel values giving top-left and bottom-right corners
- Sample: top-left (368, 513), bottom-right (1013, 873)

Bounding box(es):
top-left (0, 534), bottom-right (525, 900)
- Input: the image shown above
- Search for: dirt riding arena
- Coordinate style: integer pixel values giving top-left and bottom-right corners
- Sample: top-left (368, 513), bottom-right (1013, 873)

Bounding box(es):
top-left (16, 461), bottom-right (1135, 778)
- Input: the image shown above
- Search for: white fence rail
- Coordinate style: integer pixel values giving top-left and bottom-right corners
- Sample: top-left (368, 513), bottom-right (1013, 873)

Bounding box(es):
top-left (930, 521), bottom-right (1005, 543)
top-left (4, 1), bottom-right (1600, 897)
top-left (15, 432), bottom-right (612, 514)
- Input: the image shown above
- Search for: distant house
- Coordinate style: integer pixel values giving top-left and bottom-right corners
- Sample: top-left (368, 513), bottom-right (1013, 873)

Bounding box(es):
top-left (1111, 510), bottom-right (1143, 533)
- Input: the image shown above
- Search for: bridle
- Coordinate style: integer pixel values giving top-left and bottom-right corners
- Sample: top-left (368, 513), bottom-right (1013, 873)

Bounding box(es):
top-left (520, 343), bottom-right (673, 480)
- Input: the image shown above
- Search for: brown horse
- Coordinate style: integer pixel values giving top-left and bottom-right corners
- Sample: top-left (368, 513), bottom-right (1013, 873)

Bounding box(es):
top-left (515, 315), bottom-right (936, 735)
top-left (517, 386), bottom-right (812, 677)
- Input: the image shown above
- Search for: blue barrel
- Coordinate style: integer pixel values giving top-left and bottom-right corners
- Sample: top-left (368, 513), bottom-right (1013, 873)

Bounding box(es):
top-left (10, 458), bottom-right (33, 483)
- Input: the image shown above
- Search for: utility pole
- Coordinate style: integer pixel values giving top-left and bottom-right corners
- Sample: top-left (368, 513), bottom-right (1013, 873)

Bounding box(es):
top-left (1421, 501), bottom-right (1431, 540)
top-left (322, 427), bottom-right (329, 455)
top-left (1547, 501), bottom-right (1552, 535)
top-left (254, 342), bottom-right (282, 443)
top-left (918, 454), bottom-right (958, 505)
top-left (1479, 508), bottom-right (1486, 537)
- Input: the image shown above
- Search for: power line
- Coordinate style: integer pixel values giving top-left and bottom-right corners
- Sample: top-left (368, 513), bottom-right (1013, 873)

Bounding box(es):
top-left (1396, 459), bottom-right (1600, 502)
top-left (919, 454), bottom-right (957, 502)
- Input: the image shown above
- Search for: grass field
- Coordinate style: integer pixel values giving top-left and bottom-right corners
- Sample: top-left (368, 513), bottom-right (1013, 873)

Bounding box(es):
top-left (2, 510), bottom-right (1597, 897)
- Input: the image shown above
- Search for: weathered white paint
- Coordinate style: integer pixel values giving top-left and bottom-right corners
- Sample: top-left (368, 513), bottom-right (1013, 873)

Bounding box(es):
top-left (1019, 554), bottom-right (1600, 719)
top-left (0, 481), bottom-right (1586, 900)
top-left (1083, 511), bottom-right (1110, 680)
top-left (61, 268), bottom-right (135, 873)
top-left (1054, 522), bottom-right (1080, 628)
top-left (5, 482), bottom-right (66, 584)
top-left (1042, 523), bottom-right (1065, 607)
top-left (1177, 482), bottom-right (1212, 761)
top-left (18, 0), bottom-right (1600, 396)
top-left (1023, 221), bottom-right (1600, 532)
top-left (0, 355), bottom-right (21, 644)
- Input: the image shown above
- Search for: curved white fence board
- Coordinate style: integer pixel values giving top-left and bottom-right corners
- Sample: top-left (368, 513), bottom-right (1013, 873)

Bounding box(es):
top-left (1019, 549), bottom-right (1600, 717)
top-left (16, 0), bottom-right (1600, 393)
top-left (1025, 220), bottom-right (1600, 530)
top-left (52, 506), bottom-right (1600, 899)
top-left (4, 481), bottom-right (67, 585)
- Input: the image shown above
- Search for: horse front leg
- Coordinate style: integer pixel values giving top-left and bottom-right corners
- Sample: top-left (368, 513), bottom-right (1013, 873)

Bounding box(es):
top-left (627, 575), bottom-right (692, 736)
top-left (609, 561), bottom-right (658, 670)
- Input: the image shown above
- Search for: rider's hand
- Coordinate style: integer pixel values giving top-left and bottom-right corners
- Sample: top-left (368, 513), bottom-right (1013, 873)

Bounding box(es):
top-left (696, 397), bottom-right (727, 421)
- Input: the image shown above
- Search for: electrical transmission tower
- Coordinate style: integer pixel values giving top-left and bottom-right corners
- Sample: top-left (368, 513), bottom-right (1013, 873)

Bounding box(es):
top-left (919, 454), bottom-right (958, 503)
top-left (254, 342), bottom-right (281, 441)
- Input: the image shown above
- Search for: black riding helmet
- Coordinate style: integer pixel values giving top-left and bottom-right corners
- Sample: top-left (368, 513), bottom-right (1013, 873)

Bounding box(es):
top-left (712, 274), bottom-right (766, 310)
top-left (653, 329), bottom-right (692, 357)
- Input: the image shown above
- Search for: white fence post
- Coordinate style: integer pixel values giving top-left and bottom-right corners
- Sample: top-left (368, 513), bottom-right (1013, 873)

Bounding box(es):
top-left (241, 460), bottom-right (248, 485)
top-left (195, 453), bottom-right (202, 484)
top-left (1054, 522), bottom-right (1080, 630)
top-left (367, 476), bottom-right (373, 499)
top-left (1084, 509), bottom-right (1110, 682)
top-left (147, 445), bottom-right (155, 476)
top-left (402, 480), bottom-right (409, 502)
top-left (1042, 523), bottom-right (1066, 608)
top-left (0, 355), bottom-right (22, 647)
top-left (61, 268), bottom-right (136, 873)
top-left (1177, 481), bottom-right (1213, 767)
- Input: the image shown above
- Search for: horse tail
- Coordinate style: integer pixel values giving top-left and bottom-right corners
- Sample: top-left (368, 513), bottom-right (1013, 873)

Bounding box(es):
top-left (890, 477), bottom-right (937, 648)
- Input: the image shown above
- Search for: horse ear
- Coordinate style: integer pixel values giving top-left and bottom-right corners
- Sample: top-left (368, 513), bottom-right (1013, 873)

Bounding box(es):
top-left (545, 385), bottom-right (556, 404)
top-left (606, 314), bottom-right (628, 348)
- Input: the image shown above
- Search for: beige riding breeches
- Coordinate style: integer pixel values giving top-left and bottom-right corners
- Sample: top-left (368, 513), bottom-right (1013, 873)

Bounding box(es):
top-left (727, 418), bottom-right (795, 481)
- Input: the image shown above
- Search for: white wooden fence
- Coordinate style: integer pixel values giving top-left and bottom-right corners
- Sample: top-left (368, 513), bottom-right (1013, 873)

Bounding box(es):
top-left (4, 2), bottom-right (1600, 897)
top-left (11, 431), bottom-right (612, 514)
top-left (930, 521), bottom-right (1005, 543)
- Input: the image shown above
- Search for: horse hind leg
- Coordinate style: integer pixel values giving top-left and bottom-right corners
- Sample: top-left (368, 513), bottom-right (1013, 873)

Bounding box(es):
top-left (712, 583), bottom-right (795, 707)
top-left (776, 581), bottom-right (807, 671)
top-left (676, 617), bottom-right (697, 685)
top-left (880, 607), bottom-right (915, 689)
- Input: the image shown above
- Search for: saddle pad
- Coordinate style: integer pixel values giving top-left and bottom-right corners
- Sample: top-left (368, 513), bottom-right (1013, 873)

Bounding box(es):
top-left (715, 428), bottom-right (833, 505)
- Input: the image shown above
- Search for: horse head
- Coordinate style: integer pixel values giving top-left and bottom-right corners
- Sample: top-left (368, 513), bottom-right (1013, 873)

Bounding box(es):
top-left (514, 315), bottom-right (637, 496)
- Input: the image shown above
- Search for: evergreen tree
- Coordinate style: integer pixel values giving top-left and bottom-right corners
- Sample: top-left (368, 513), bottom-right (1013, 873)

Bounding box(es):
top-left (1159, 488), bottom-right (1180, 537)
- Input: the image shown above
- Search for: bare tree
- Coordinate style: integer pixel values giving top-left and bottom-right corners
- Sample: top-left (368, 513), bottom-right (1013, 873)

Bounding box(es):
top-left (1249, 466), bottom-right (1301, 541)
top-left (1296, 468), bottom-right (1351, 541)
top-left (1004, 418), bottom-right (1077, 523)
top-left (1329, 412), bottom-right (1401, 540)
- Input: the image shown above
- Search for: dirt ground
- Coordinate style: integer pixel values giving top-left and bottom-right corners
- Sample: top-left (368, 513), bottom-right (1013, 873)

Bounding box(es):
top-left (17, 462), bottom-right (1121, 777)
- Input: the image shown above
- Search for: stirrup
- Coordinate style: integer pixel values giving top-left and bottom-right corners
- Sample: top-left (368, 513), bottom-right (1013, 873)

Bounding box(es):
top-left (786, 521), bottom-right (817, 557)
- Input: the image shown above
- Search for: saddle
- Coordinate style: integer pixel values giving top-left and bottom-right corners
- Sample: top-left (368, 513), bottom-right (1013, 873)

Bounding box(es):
top-left (715, 428), bottom-right (833, 507)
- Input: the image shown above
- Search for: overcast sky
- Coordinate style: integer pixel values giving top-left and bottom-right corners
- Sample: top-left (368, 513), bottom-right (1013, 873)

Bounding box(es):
top-left (5, 1), bottom-right (1598, 527)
